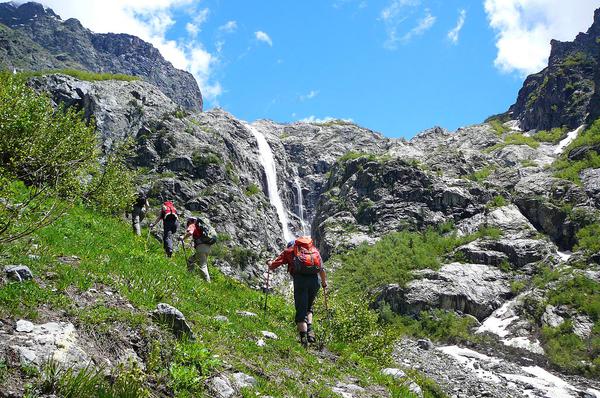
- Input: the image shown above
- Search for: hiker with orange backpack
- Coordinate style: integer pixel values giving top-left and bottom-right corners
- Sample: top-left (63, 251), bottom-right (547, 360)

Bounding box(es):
top-left (267, 236), bottom-right (327, 347)
top-left (150, 200), bottom-right (179, 258)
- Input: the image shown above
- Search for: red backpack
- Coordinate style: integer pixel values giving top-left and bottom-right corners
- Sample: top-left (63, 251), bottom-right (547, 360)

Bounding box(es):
top-left (292, 237), bottom-right (322, 275)
top-left (162, 201), bottom-right (178, 219)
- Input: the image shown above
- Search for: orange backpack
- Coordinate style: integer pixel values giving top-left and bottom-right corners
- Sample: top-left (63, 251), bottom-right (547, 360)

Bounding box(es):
top-left (292, 237), bottom-right (322, 275)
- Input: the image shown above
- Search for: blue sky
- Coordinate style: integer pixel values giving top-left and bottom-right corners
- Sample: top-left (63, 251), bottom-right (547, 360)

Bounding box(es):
top-left (36, 0), bottom-right (600, 138)
top-left (168, 1), bottom-right (523, 138)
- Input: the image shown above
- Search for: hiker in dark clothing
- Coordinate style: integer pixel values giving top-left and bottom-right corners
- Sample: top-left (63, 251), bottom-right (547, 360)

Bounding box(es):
top-left (150, 201), bottom-right (179, 258)
top-left (131, 192), bottom-right (149, 236)
top-left (267, 236), bottom-right (327, 347)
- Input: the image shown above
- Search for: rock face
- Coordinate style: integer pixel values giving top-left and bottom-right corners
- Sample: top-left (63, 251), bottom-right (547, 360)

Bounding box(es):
top-left (3, 321), bottom-right (91, 368)
top-left (506, 8), bottom-right (600, 131)
top-left (0, 2), bottom-right (202, 110)
top-left (375, 263), bottom-right (512, 321)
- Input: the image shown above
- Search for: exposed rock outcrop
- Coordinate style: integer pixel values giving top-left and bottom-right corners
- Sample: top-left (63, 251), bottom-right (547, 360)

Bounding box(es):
top-left (0, 1), bottom-right (202, 110)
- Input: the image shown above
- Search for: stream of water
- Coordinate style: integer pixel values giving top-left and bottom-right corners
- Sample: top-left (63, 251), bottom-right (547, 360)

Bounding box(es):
top-left (294, 176), bottom-right (308, 236)
top-left (245, 123), bottom-right (293, 242)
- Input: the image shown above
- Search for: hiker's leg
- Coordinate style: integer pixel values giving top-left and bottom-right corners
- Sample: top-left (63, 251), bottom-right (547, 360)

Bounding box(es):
top-left (132, 209), bottom-right (141, 236)
top-left (306, 276), bottom-right (320, 343)
top-left (197, 244), bottom-right (211, 282)
top-left (188, 245), bottom-right (199, 272)
top-left (293, 275), bottom-right (309, 333)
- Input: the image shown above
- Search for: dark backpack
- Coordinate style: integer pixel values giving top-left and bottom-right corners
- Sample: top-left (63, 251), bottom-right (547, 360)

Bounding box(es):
top-left (196, 217), bottom-right (218, 245)
top-left (292, 237), bottom-right (322, 275)
top-left (135, 193), bottom-right (147, 208)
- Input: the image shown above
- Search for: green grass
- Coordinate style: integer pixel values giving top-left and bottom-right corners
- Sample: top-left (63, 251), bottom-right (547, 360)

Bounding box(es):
top-left (574, 223), bottom-right (600, 254)
top-left (465, 166), bottom-right (494, 182)
top-left (191, 151), bottom-right (222, 166)
top-left (486, 133), bottom-right (540, 152)
top-left (244, 183), bottom-right (261, 196)
top-left (486, 195), bottom-right (507, 209)
top-left (562, 51), bottom-right (593, 68)
top-left (19, 69), bottom-right (139, 82)
top-left (553, 119), bottom-right (600, 184)
top-left (0, 206), bottom-right (446, 397)
top-left (488, 119), bottom-right (509, 135)
top-left (338, 151), bottom-right (391, 164)
top-left (331, 226), bottom-right (501, 297)
top-left (533, 127), bottom-right (567, 144)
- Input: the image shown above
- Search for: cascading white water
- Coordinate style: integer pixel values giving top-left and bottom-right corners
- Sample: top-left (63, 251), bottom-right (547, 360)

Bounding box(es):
top-left (294, 176), bottom-right (307, 236)
top-left (245, 122), bottom-right (293, 242)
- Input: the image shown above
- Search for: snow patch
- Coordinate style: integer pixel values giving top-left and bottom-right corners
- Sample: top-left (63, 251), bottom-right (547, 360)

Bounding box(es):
top-left (501, 337), bottom-right (545, 355)
top-left (554, 125), bottom-right (585, 155)
top-left (503, 365), bottom-right (580, 398)
top-left (556, 251), bottom-right (572, 262)
top-left (476, 299), bottom-right (519, 338)
top-left (437, 346), bottom-right (501, 383)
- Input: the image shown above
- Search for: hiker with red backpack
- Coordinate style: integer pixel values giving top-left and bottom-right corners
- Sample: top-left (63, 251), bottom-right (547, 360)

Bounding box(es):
top-left (267, 236), bottom-right (327, 347)
top-left (150, 200), bottom-right (179, 258)
top-left (180, 216), bottom-right (218, 282)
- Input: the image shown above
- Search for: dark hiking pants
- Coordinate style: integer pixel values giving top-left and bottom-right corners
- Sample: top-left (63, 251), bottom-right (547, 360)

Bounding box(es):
top-left (293, 274), bottom-right (320, 323)
top-left (163, 217), bottom-right (179, 256)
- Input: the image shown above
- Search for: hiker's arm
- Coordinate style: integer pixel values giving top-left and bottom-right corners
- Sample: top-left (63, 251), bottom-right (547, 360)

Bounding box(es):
top-left (319, 270), bottom-right (327, 288)
top-left (180, 224), bottom-right (194, 241)
top-left (268, 249), bottom-right (290, 271)
top-left (150, 212), bottom-right (162, 227)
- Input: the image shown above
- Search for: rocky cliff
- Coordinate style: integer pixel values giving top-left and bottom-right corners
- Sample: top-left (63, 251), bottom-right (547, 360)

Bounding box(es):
top-left (0, 1), bottom-right (202, 110)
top-left (507, 8), bottom-right (600, 131)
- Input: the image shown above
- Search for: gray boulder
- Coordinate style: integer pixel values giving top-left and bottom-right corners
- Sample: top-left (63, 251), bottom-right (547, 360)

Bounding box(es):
top-left (151, 303), bottom-right (194, 339)
top-left (375, 263), bottom-right (512, 321)
top-left (5, 265), bottom-right (33, 282)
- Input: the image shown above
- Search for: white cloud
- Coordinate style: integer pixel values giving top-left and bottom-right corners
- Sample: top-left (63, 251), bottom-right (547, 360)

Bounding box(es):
top-left (37, 0), bottom-right (222, 103)
top-left (299, 90), bottom-right (319, 101)
top-left (255, 30), bottom-right (273, 46)
top-left (401, 10), bottom-right (435, 42)
top-left (186, 22), bottom-right (198, 37)
top-left (447, 9), bottom-right (466, 44)
top-left (484, 0), bottom-right (598, 75)
top-left (299, 116), bottom-right (353, 124)
top-left (380, 0), bottom-right (434, 49)
top-left (218, 20), bottom-right (237, 33)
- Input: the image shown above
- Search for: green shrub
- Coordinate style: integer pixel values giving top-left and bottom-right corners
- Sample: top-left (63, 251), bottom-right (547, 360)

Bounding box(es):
top-left (20, 69), bottom-right (139, 82)
top-left (520, 159), bottom-right (538, 167)
top-left (575, 223), bottom-right (600, 253)
top-left (548, 276), bottom-right (600, 321)
top-left (488, 119), bottom-right (508, 135)
top-left (331, 227), bottom-right (497, 296)
top-left (0, 72), bottom-right (134, 243)
top-left (192, 151), bottom-right (222, 166)
top-left (487, 133), bottom-right (540, 152)
top-left (534, 127), bottom-right (567, 144)
top-left (553, 119), bottom-right (600, 184)
top-left (510, 280), bottom-right (526, 294)
top-left (486, 195), bottom-right (507, 209)
top-left (245, 183), bottom-right (261, 196)
top-left (562, 51), bottom-right (593, 67)
top-left (337, 151), bottom-right (390, 163)
top-left (466, 166), bottom-right (494, 182)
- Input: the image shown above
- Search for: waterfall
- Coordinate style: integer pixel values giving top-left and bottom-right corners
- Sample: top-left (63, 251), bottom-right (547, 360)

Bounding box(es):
top-left (245, 122), bottom-right (293, 242)
top-left (294, 176), bottom-right (308, 236)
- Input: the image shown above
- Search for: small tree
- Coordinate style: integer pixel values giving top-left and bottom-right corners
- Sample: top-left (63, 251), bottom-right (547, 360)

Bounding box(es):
top-left (0, 72), bottom-right (135, 243)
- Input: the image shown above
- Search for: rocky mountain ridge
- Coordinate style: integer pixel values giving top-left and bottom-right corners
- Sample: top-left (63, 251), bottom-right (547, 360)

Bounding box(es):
top-left (1, 4), bottom-right (600, 398)
top-left (0, 1), bottom-right (203, 110)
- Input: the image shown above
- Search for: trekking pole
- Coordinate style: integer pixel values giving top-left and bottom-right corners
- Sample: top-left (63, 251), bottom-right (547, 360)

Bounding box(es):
top-left (263, 265), bottom-right (271, 313)
top-left (180, 237), bottom-right (189, 266)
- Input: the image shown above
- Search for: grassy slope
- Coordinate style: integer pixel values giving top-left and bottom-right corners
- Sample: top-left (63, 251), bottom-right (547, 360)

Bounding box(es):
top-left (0, 206), bottom-right (443, 397)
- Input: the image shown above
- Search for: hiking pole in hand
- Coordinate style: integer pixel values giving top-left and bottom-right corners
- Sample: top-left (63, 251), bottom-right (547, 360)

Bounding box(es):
top-left (264, 262), bottom-right (271, 313)
top-left (180, 237), bottom-right (190, 267)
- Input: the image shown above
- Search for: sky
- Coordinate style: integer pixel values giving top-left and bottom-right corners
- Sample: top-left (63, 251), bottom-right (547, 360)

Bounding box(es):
top-left (28, 0), bottom-right (600, 138)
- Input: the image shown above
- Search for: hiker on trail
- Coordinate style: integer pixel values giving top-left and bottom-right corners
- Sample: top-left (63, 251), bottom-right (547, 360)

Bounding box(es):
top-left (180, 216), bottom-right (218, 282)
top-left (267, 236), bottom-right (327, 347)
top-left (150, 200), bottom-right (179, 258)
top-left (131, 191), bottom-right (149, 236)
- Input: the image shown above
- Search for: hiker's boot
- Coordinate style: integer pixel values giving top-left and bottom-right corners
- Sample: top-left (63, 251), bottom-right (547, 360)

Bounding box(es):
top-left (307, 324), bottom-right (316, 344)
top-left (299, 332), bottom-right (308, 348)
